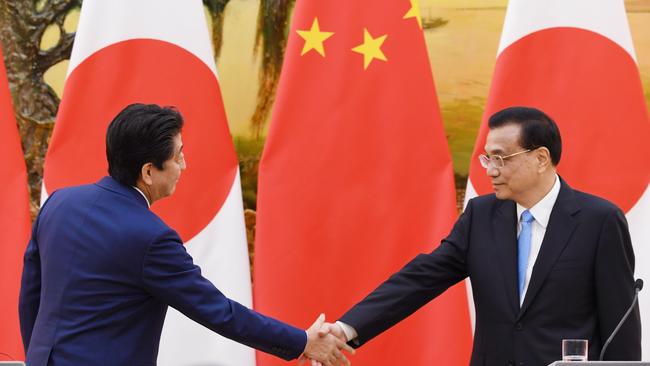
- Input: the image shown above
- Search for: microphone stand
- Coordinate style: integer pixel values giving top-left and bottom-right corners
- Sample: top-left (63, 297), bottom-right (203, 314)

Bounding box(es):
top-left (599, 279), bottom-right (643, 361)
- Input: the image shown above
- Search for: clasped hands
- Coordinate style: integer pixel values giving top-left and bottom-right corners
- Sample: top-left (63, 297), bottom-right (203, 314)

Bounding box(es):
top-left (300, 314), bottom-right (354, 366)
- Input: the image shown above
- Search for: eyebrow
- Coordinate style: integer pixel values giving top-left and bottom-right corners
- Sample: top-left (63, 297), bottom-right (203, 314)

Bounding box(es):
top-left (484, 147), bottom-right (505, 155)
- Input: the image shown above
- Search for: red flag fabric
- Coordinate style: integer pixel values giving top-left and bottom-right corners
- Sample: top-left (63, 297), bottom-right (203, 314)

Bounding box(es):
top-left (465, 0), bottom-right (650, 358)
top-left (254, 1), bottom-right (472, 364)
top-left (0, 45), bottom-right (31, 362)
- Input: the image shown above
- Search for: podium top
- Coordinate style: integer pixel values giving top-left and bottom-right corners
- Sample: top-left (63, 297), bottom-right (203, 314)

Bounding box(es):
top-left (548, 362), bottom-right (650, 365)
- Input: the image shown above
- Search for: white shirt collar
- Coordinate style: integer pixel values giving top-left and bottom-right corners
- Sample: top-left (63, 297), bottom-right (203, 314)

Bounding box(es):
top-left (516, 174), bottom-right (561, 228)
top-left (132, 186), bottom-right (151, 208)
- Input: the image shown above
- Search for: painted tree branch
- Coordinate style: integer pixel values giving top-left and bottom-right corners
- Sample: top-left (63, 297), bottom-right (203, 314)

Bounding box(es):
top-left (203, 0), bottom-right (229, 59)
top-left (251, 0), bottom-right (293, 137)
top-left (0, 0), bottom-right (80, 217)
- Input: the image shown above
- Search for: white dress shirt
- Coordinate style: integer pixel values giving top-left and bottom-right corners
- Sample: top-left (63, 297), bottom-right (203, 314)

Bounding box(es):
top-left (132, 186), bottom-right (151, 208)
top-left (337, 175), bottom-right (562, 341)
top-left (516, 174), bottom-right (560, 305)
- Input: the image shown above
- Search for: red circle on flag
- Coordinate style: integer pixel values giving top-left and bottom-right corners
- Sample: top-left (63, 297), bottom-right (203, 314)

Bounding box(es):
top-left (44, 39), bottom-right (238, 242)
top-left (469, 27), bottom-right (650, 213)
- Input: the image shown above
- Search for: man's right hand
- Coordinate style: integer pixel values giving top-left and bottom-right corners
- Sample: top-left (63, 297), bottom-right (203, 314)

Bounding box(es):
top-left (302, 314), bottom-right (354, 366)
top-left (318, 322), bottom-right (348, 343)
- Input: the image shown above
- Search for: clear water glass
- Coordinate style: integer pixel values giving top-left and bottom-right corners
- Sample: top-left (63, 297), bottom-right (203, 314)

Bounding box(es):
top-left (562, 339), bottom-right (588, 361)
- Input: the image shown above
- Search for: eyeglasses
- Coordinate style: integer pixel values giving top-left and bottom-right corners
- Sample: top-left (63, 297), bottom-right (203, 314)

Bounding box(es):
top-left (479, 149), bottom-right (532, 169)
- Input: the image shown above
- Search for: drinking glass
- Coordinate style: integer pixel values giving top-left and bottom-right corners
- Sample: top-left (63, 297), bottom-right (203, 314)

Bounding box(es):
top-left (562, 339), bottom-right (588, 361)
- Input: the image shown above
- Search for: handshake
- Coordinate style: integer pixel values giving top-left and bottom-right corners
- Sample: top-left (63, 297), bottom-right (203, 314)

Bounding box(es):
top-left (301, 314), bottom-right (355, 366)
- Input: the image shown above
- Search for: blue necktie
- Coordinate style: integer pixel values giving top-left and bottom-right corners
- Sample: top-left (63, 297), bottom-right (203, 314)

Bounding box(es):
top-left (518, 210), bottom-right (535, 301)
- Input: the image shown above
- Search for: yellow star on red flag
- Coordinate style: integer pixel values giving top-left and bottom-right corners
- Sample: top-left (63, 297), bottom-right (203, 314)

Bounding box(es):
top-left (296, 17), bottom-right (334, 57)
top-left (351, 28), bottom-right (387, 70)
top-left (403, 0), bottom-right (423, 29)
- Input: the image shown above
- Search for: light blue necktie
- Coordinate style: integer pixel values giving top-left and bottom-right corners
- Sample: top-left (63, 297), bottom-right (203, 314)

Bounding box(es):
top-left (518, 210), bottom-right (535, 301)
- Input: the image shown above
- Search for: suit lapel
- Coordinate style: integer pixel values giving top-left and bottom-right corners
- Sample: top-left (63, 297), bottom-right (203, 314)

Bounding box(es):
top-left (517, 179), bottom-right (580, 320)
top-left (492, 199), bottom-right (520, 315)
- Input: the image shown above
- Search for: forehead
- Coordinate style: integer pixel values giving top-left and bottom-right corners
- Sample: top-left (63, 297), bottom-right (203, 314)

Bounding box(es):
top-left (485, 124), bottom-right (522, 153)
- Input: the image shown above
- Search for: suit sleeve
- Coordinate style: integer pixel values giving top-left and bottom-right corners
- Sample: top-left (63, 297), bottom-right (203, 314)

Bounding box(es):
top-left (141, 228), bottom-right (306, 361)
top-left (339, 199), bottom-right (473, 348)
top-left (18, 219), bottom-right (42, 353)
top-left (594, 207), bottom-right (641, 360)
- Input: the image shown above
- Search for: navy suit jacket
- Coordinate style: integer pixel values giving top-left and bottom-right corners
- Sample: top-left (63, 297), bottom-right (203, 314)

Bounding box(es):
top-left (19, 176), bottom-right (306, 365)
top-left (340, 178), bottom-right (641, 365)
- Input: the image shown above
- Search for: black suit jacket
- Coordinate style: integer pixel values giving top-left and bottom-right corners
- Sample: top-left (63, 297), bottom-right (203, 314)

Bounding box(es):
top-left (340, 179), bottom-right (641, 365)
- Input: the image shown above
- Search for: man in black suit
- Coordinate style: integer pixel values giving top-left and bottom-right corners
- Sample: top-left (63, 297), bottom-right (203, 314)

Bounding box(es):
top-left (323, 107), bottom-right (641, 365)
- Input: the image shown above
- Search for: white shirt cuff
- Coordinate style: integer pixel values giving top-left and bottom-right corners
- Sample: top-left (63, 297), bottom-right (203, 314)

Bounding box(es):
top-left (336, 321), bottom-right (358, 342)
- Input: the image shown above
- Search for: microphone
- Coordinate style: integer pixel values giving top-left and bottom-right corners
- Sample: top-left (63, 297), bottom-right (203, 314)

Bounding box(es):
top-left (599, 279), bottom-right (643, 361)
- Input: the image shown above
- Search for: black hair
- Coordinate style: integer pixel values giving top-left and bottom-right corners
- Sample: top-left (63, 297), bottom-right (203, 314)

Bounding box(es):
top-left (488, 106), bottom-right (562, 165)
top-left (106, 103), bottom-right (184, 186)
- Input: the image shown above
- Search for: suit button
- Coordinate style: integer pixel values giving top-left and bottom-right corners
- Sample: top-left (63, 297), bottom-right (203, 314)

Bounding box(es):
top-left (515, 322), bottom-right (523, 331)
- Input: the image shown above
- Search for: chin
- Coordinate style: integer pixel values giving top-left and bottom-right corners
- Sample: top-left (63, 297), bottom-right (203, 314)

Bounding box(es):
top-left (494, 190), bottom-right (511, 201)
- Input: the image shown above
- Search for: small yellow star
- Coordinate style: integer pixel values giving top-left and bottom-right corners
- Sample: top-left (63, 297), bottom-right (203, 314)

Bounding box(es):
top-left (403, 0), bottom-right (422, 29)
top-left (351, 28), bottom-right (388, 70)
top-left (296, 17), bottom-right (334, 57)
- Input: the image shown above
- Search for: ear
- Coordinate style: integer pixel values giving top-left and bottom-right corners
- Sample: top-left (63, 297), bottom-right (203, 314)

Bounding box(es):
top-left (536, 147), bottom-right (552, 172)
top-left (140, 162), bottom-right (154, 185)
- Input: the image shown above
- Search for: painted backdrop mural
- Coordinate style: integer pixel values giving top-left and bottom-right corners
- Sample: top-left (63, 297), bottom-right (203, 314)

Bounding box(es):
top-left (1, 0), bottom-right (649, 264)
top-left (2, 0), bottom-right (649, 213)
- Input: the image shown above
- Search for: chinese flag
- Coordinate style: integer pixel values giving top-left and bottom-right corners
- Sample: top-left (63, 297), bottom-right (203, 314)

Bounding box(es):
top-left (465, 0), bottom-right (650, 357)
top-left (0, 45), bottom-right (31, 361)
top-left (254, 0), bottom-right (472, 364)
top-left (42, 1), bottom-right (254, 364)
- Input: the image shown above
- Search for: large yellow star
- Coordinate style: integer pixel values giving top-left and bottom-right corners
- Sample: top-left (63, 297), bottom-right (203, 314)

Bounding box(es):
top-left (403, 0), bottom-right (423, 29)
top-left (351, 28), bottom-right (388, 70)
top-left (296, 17), bottom-right (334, 57)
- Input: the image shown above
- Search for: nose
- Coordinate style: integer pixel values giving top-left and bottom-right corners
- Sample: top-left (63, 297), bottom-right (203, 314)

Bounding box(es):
top-left (179, 153), bottom-right (187, 170)
top-left (486, 165), bottom-right (499, 178)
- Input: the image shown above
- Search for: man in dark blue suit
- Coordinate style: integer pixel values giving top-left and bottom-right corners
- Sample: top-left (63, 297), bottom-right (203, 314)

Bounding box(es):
top-left (19, 104), bottom-right (352, 366)
top-left (323, 107), bottom-right (641, 365)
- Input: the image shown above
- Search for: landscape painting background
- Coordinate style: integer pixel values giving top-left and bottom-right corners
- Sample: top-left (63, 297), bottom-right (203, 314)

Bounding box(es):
top-left (5, 0), bottom-right (650, 212)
